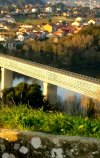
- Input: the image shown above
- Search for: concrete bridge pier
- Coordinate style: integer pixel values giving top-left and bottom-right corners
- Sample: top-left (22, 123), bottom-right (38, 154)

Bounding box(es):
top-left (43, 82), bottom-right (57, 104)
top-left (1, 68), bottom-right (13, 97)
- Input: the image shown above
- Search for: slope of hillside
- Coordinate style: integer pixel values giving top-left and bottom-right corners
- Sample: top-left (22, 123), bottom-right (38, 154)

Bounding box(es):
top-left (0, 0), bottom-right (45, 6)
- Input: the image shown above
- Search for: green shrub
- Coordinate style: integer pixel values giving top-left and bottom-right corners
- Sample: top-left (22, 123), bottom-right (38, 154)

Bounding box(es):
top-left (0, 105), bottom-right (100, 138)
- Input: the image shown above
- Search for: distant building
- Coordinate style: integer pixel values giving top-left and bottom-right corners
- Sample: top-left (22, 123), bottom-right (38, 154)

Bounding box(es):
top-left (0, 17), bottom-right (16, 24)
top-left (54, 30), bottom-right (64, 37)
top-left (71, 21), bottom-right (80, 26)
top-left (75, 17), bottom-right (83, 22)
top-left (17, 34), bottom-right (24, 41)
top-left (0, 24), bottom-right (9, 31)
top-left (20, 25), bottom-right (33, 29)
top-left (45, 7), bottom-right (52, 12)
top-left (87, 19), bottom-right (96, 25)
top-left (42, 24), bottom-right (53, 33)
top-left (32, 8), bottom-right (38, 13)
top-left (0, 35), bottom-right (6, 41)
top-left (1, 41), bottom-right (22, 50)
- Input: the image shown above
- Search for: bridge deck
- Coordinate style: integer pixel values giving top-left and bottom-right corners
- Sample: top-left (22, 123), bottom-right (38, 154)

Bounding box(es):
top-left (0, 53), bottom-right (100, 101)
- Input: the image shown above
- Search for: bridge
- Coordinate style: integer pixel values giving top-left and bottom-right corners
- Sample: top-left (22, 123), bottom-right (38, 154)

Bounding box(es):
top-left (0, 53), bottom-right (100, 101)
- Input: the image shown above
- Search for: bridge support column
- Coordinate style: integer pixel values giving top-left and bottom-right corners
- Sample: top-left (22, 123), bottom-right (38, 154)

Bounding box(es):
top-left (43, 82), bottom-right (48, 100)
top-left (43, 82), bottom-right (57, 104)
top-left (1, 68), bottom-right (13, 96)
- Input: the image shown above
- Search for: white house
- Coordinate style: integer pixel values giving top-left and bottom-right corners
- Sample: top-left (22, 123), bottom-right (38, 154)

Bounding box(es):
top-left (71, 21), bottom-right (80, 27)
top-left (0, 24), bottom-right (9, 30)
top-left (56, 8), bottom-right (61, 11)
top-left (0, 35), bottom-right (6, 41)
top-left (75, 17), bottom-right (82, 22)
top-left (17, 34), bottom-right (24, 41)
top-left (20, 25), bottom-right (33, 29)
top-left (45, 7), bottom-right (52, 13)
top-left (32, 8), bottom-right (38, 13)
top-left (4, 26), bottom-right (9, 30)
top-left (88, 19), bottom-right (96, 25)
top-left (7, 18), bottom-right (16, 23)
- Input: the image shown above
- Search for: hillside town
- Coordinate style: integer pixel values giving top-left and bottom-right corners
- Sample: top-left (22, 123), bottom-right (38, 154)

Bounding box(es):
top-left (0, 2), bottom-right (100, 50)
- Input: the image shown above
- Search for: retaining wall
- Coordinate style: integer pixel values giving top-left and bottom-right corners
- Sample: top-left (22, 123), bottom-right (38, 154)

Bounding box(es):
top-left (0, 129), bottom-right (100, 158)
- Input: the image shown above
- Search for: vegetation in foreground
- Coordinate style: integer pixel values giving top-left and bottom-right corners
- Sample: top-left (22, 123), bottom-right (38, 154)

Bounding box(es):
top-left (0, 105), bottom-right (100, 138)
top-left (1, 82), bottom-right (99, 118)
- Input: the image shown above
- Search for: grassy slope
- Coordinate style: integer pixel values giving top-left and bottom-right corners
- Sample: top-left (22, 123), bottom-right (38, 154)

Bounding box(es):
top-left (0, 105), bottom-right (100, 138)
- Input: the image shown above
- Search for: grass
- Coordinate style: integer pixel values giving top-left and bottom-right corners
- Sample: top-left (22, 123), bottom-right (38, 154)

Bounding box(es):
top-left (15, 16), bottom-right (73, 25)
top-left (16, 17), bottom-right (48, 25)
top-left (0, 105), bottom-right (100, 138)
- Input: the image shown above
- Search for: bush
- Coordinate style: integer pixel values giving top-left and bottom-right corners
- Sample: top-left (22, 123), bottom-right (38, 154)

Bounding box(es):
top-left (2, 82), bottom-right (47, 108)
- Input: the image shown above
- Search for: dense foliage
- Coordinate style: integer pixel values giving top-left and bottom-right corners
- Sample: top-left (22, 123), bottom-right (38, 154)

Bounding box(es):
top-left (2, 82), bottom-right (47, 108)
top-left (0, 105), bottom-right (100, 138)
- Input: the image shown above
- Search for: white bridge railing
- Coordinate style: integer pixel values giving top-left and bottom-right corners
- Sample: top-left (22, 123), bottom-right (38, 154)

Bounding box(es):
top-left (0, 53), bottom-right (100, 101)
top-left (0, 53), bottom-right (100, 85)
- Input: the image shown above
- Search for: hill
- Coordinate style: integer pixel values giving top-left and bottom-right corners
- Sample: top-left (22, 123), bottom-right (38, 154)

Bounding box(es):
top-left (0, 0), bottom-right (45, 6)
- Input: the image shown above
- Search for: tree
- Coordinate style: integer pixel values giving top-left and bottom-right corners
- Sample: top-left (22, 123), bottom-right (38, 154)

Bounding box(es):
top-left (2, 87), bottom-right (15, 105)
top-left (87, 98), bottom-right (96, 118)
top-left (14, 82), bottom-right (28, 105)
top-left (48, 18), bottom-right (52, 23)
top-left (2, 82), bottom-right (47, 108)
top-left (27, 84), bottom-right (44, 108)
